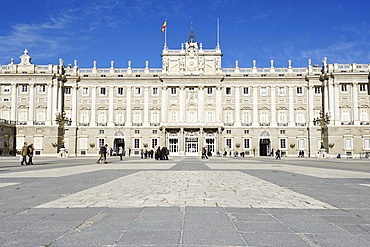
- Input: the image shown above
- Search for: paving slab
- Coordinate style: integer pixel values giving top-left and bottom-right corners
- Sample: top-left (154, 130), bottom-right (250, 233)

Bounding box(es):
top-left (0, 156), bottom-right (369, 246)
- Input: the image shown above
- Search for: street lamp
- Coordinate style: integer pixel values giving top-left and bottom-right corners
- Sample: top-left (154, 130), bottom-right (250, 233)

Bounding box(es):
top-left (55, 112), bottom-right (71, 157)
top-left (313, 111), bottom-right (330, 149)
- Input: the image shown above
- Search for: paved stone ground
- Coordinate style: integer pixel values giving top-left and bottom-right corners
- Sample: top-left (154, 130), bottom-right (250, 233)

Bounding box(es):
top-left (0, 155), bottom-right (369, 246)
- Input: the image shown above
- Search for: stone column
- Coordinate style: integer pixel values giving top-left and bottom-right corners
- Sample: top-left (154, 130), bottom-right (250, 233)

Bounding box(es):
top-left (198, 86), bottom-right (205, 123)
top-left (57, 81), bottom-right (62, 114)
top-left (328, 78), bottom-right (335, 118)
top-left (307, 85), bottom-right (314, 127)
top-left (179, 86), bottom-right (185, 122)
top-left (323, 80), bottom-right (329, 114)
top-left (334, 83), bottom-right (340, 126)
top-left (215, 86), bottom-right (222, 123)
top-left (352, 82), bottom-right (359, 125)
top-left (143, 86), bottom-right (149, 126)
top-left (161, 87), bottom-right (168, 123)
top-left (234, 86), bottom-right (241, 127)
top-left (288, 86), bottom-right (294, 126)
top-left (28, 83), bottom-right (35, 125)
top-left (46, 83), bottom-right (53, 125)
top-left (10, 83), bottom-right (17, 121)
top-left (179, 128), bottom-right (185, 156)
top-left (52, 79), bottom-right (58, 119)
top-left (108, 86), bottom-right (114, 127)
top-left (217, 127), bottom-right (222, 153)
top-left (91, 86), bottom-right (97, 126)
top-left (71, 85), bottom-right (78, 127)
top-left (126, 87), bottom-right (132, 126)
top-left (252, 86), bottom-right (258, 126)
top-left (270, 86), bottom-right (276, 126)
top-left (199, 128), bottom-right (204, 151)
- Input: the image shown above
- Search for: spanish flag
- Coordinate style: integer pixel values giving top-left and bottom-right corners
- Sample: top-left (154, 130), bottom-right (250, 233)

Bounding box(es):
top-left (161, 20), bottom-right (167, 33)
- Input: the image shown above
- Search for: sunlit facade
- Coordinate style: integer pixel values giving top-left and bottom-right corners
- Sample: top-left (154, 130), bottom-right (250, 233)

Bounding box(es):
top-left (1, 34), bottom-right (370, 158)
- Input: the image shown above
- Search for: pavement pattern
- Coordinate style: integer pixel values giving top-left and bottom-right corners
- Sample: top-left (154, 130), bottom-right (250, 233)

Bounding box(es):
top-left (0, 155), bottom-right (369, 246)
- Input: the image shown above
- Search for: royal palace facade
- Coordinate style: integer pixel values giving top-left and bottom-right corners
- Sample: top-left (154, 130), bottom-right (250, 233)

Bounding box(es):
top-left (1, 33), bottom-right (370, 157)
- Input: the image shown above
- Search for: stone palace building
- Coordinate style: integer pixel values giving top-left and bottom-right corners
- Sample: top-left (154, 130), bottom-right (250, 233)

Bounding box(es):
top-left (1, 31), bottom-right (370, 157)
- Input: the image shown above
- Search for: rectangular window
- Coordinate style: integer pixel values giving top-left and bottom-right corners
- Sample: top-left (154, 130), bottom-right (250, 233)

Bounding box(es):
top-left (39, 85), bottom-right (46, 93)
top-left (117, 87), bottom-right (123, 95)
top-left (151, 138), bottom-right (158, 148)
top-left (82, 87), bottom-right (89, 95)
top-left (226, 130), bottom-right (231, 134)
top-left (278, 87), bottom-right (285, 96)
top-left (280, 139), bottom-right (287, 149)
top-left (359, 84), bottom-right (367, 92)
top-left (364, 139), bottom-right (370, 150)
top-left (3, 85), bottom-right (10, 93)
top-left (65, 88), bottom-right (71, 94)
top-left (152, 87), bottom-right (158, 95)
top-left (345, 139), bottom-right (352, 150)
top-left (135, 87), bottom-right (141, 95)
top-left (315, 87), bottom-right (321, 94)
top-left (152, 130), bottom-right (157, 134)
top-left (207, 87), bottom-right (213, 95)
top-left (226, 138), bottom-right (232, 148)
top-left (99, 130), bottom-right (104, 134)
top-left (298, 139), bottom-right (306, 150)
top-left (260, 87), bottom-right (267, 96)
top-left (134, 130), bottom-right (140, 134)
top-left (243, 139), bottom-right (250, 149)
top-left (134, 139), bottom-right (140, 149)
top-left (170, 87), bottom-right (177, 95)
top-left (98, 138), bottom-right (105, 147)
top-left (188, 87), bottom-right (195, 91)
top-left (100, 87), bottom-right (106, 95)
top-left (243, 87), bottom-right (249, 95)
top-left (280, 130), bottom-right (286, 134)
top-left (21, 85), bottom-right (28, 93)
top-left (296, 87), bottom-right (303, 95)
top-left (226, 87), bottom-right (231, 95)
top-left (341, 84), bottom-right (348, 92)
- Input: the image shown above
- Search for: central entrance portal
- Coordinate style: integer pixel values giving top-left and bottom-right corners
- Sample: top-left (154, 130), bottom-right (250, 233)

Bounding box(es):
top-left (185, 137), bottom-right (198, 155)
top-left (259, 139), bottom-right (271, 156)
top-left (185, 131), bottom-right (199, 156)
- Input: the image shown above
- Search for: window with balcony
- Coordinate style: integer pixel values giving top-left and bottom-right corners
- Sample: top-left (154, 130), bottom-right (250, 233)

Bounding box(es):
top-left (243, 138), bottom-right (250, 149)
top-left (278, 87), bottom-right (285, 96)
top-left (21, 85), bottom-right (28, 93)
top-left (39, 85), bottom-right (46, 93)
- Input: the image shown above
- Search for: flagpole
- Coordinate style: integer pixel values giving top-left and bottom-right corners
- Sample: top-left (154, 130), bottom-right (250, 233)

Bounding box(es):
top-left (216, 18), bottom-right (220, 49)
top-left (164, 19), bottom-right (168, 49)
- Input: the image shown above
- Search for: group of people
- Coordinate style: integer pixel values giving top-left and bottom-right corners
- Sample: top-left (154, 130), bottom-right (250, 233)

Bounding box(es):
top-left (20, 142), bottom-right (34, 165)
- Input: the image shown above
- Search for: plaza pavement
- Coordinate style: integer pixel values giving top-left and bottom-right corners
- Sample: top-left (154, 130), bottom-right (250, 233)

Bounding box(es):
top-left (0, 155), bottom-right (369, 246)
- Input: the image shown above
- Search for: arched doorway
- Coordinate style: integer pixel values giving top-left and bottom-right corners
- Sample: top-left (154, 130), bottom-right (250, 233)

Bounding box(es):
top-left (113, 131), bottom-right (125, 152)
top-left (259, 131), bottom-right (271, 156)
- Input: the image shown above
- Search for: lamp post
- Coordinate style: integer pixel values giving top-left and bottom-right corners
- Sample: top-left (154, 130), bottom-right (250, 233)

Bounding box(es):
top-left (313, 111), bottom-right (330, 156)
top-left (55, 112), bottom-right (71, 158)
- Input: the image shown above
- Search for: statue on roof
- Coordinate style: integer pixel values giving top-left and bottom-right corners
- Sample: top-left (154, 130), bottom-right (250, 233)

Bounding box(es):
top-left (18, 49), bottom-right (32, 65)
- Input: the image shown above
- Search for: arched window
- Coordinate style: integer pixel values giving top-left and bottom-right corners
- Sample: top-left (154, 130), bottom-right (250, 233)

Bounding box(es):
top-left (225, 111), bottom-right (233, 123)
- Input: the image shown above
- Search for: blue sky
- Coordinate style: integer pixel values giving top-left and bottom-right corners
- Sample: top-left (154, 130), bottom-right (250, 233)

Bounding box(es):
top-left (0, 0), bottom-right (369, 69)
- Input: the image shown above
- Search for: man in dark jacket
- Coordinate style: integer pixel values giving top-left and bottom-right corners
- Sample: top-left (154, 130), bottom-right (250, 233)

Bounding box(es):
top-left (97, 144), bottom-right (108, 164)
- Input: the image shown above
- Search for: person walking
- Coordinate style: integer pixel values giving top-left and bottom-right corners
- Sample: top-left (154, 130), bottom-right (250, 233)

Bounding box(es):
top-left (118, 146), bottom-right (123, 160)
top-left (20, 142), bottom-right (28, 165)
top-left (275, 149), bottom-right (281, 160)
top-left (97, 144), bottom-right (108, 164)
top-left (27, 143), bottom-right (34, 165)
